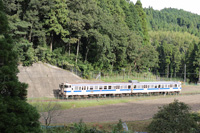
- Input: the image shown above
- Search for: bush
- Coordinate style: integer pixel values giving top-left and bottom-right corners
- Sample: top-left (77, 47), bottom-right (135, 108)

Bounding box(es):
top-left (147, 100), bottom-right (198, 133)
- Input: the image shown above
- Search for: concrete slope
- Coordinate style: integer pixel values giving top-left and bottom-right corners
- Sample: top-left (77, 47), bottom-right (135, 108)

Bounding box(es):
top-left (17, 62), bottom-right (85, 98)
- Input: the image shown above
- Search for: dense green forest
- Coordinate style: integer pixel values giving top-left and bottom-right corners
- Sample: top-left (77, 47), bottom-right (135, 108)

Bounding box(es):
top-left (0, 0), bottom-right (41, 131)
top-left (1, 0), bottom-right (200, 82)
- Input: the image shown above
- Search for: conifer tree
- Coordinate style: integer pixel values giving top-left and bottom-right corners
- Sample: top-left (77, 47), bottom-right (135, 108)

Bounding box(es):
top-left (135, 0), bottom-right (149, 45)
top-left (0, 1), bottom-right (41, 132)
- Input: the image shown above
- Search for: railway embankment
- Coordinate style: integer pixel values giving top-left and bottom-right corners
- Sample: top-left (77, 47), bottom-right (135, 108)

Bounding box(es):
top-left (17, 62), bottom-right (86, 98)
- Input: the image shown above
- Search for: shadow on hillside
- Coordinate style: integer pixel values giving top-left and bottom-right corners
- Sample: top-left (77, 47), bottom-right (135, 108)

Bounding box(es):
top-left (53, 89), bottom-right (60, 99)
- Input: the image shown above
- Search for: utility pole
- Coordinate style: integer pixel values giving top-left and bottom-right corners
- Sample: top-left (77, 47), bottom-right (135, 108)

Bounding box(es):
top-left (184, 64), bottom-right (186, 84)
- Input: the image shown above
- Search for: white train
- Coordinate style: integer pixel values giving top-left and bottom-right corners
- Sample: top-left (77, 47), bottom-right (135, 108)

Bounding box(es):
top-left (59, 80), bottom-right (181, 98)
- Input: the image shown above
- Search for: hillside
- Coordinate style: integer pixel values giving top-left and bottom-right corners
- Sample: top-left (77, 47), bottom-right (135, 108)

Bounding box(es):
top-left (17, 62), bottom-right (86, 98)
top-left (145, 8), bottom-right (200, 37)
top-left (2, 0), bottom-right (200, 84)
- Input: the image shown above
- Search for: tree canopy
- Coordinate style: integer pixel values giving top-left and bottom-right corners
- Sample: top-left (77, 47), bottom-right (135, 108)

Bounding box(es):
top-left (0, 0), bottom-right (41, 132)
top-left (1, 0), bottom-right (200, 82)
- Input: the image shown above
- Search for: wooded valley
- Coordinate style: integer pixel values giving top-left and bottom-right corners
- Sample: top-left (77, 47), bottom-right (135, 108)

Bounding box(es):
top-left (2, 0), bottom-right (200, 82)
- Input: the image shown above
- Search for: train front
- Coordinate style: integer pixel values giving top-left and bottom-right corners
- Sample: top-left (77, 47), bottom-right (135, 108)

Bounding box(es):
top-left (59, 82), bottom-right (72, 98)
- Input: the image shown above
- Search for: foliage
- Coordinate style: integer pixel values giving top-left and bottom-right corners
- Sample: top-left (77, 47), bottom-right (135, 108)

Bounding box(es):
top-left (147, 100), bottom-right (198, 133)
top-left (2, 0), bottom-right (200, 82)
top-left (145, 8), bottom-right (200, 37)
top-left (1, 0), bottom-right (157, 73)
top-left (0, 1), bottom-right (41, 132)
top-left (112, 119), bottom-right (123, 133)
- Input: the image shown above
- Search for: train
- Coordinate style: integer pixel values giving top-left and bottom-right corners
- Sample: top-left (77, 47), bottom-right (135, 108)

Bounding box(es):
top-left (58, 80), bottom-right (182, 98)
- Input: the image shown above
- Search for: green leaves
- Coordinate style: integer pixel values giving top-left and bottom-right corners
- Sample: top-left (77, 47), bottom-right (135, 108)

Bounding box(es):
top-left (0, 1), bottom-right (41, 132)
top-left (148, 100), bottom-right (198, 133)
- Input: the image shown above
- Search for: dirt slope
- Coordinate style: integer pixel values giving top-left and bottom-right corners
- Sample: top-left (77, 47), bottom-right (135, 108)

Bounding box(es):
top-left (17, 62), bottom-right (86, 98)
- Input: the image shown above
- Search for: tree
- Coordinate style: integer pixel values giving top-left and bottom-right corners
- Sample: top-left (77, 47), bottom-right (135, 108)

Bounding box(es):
top-left (35, 101), bottom-right (61, 127)
top-left (193, 42), bottom-right (200, 83)
top-left (0, 1), bottom-right (41, 132)
top-left (148, 100), bottom-right (197, 133)
top-left (135, 0), bottom-right (149, 45)
top-left (45, 0), bottom-right (69, 52)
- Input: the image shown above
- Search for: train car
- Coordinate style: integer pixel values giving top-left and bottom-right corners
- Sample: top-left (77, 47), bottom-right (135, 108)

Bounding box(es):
top-left (58, 80), bottom-right (181, 98)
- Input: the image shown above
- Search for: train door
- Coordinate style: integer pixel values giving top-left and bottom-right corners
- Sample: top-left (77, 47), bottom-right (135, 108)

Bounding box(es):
top-left (144, 85), bottom-right (148, 91)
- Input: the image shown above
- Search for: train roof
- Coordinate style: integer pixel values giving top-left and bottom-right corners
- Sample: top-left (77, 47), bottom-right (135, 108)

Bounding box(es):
top-left (63, 81), bottom-right (181, 86)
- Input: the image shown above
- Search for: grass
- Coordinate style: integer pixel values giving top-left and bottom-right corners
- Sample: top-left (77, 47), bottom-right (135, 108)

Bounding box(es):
top-left (29, 95), bottom-right (179, 111)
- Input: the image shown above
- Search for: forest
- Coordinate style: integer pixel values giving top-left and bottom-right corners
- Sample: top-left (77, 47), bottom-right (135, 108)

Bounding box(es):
top-left (2, 0), bottom-right (200, 83)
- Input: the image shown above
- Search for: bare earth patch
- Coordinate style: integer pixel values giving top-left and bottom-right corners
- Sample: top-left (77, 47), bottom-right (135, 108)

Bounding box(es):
top-left (40, 85), bottom-right (200, 124)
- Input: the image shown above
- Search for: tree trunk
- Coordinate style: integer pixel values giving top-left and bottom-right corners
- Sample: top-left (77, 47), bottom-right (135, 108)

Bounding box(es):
top-left (174, 67), bottom-right (176, 78)
top-left (68, 43), bottom-right (71, 56)
top-left (50, 33), bottom-right (53, 52)
top-left (198, 66), bottom-right (200, 83)
top-left (84, 46), bottom-right (89, 62)
top-left (68, 37), bottom-right (71, 56)
top-left (29, 23), bottom-right (33, 42)
top-left (167, 64), bottom-right (169, 78)
top-left (75, 39), bottom-right (80, 64)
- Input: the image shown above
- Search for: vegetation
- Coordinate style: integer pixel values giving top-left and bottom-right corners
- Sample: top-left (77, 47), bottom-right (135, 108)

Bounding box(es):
top-left (1, 0), bottom-right (200, 132)
top-left (1, 0), bottom-right (200, 82)
top-left (0, 0), bottom-right (41, 132)
top-left (30, 96), bottom-right (160, 110)
top-left (147, 100), bottom-right (199, 133)
top-left (40, 100), bottom-right (200, 132)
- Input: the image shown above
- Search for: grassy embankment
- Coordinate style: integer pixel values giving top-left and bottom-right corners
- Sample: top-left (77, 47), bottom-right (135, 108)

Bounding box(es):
top-left (28, 94), bottom-right (185, 112)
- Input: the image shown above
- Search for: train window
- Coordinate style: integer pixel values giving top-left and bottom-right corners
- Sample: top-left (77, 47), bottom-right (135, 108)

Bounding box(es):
top-left (104, 86), bottom-right (107, 89)
top-left (64, 85), bottom-right (68, 88)
top-left (134, 85), bottom-right (136, 88)
top-left (95, 86), bottom-right (98, 90)
top-left (99, 86), bottom-right (103, 90)
top-left (75, 86), bottom-right (78, 90)
top-left (83, 86), bottom-right (86, 90)
top-left (151, 85), bottom-right (154, 88)
top-left (72, 88), bottom-right (73, 90)
top-left (115, 86), bottom-right (120, 89)
top-left (108, 86), bottom-right (112, 89)
top-left (124, 85), bottom-right (127, 89)
top-left (69, 85), bottom-right (71, 88)
top-left (147, 85), bottom-right (149, 88)
top-left (175, 84), bottom-right (177, 87)
top-left (79, 87), bottom-right (82, 90)
top-left (128, 85), bottom-right (131, 89)
top-left (90, 86), bottom-right (93, 90)
top-left (158, 85), bottom-right (161, 88)
top-left (142, 85), bottom-right (144, 88)
top-left (162, 85), bottom-right (164, 88)
top-left (120, 86), bottom-right (123, 89)
top-left (155, 85), bottom-right (157, 88)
